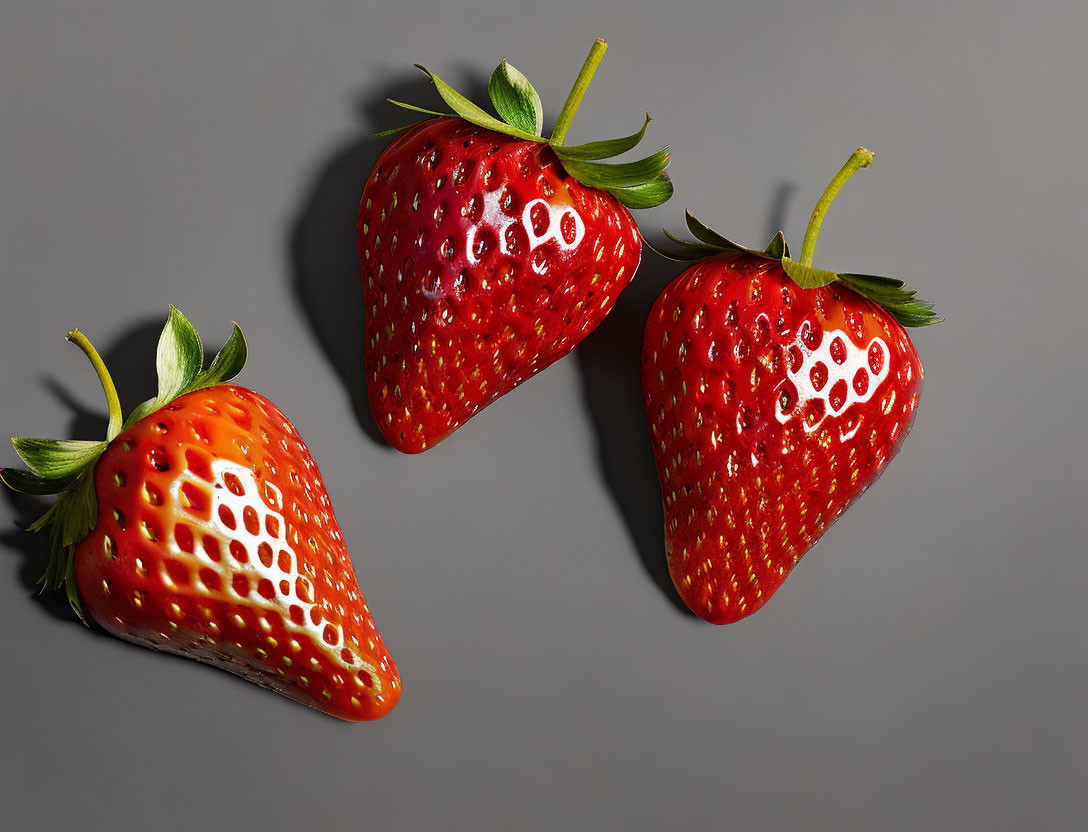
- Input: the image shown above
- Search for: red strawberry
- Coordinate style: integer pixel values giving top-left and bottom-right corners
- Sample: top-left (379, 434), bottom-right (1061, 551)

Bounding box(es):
top-left (360, 40), bottom-right (672, 452)
top-left (2, 308), bottom-right (400, 720)
top-left (643, 148), bottom-right (938, 624)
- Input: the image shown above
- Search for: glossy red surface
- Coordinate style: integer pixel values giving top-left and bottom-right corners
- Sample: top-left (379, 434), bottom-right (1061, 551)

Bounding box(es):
top-left (359, 119), bottom-right (641, 452)
top-left (642, 252), bottom-right (924, 624)
top-left (74, 385), bottom-right (400, 721)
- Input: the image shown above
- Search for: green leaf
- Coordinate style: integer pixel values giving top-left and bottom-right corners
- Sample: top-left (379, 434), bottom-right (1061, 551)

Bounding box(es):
top-left (684, 212), bottom-right (749, 252)
top-left (373, 124), bottom-right (421, 139)
top-left (193, 323), bottom-right (248, 389)
top-left (838, 272), bottom-right (910, 296)
top-left (0, 467), bottom-right (74, 495)
top-left (647, 226), bottom-right (720, 260)
top-left (11, 438), bottom-right (106, 479)
top-left (608, 175), bottom-right (675, 209)
top-left (658, 212), bottom-right (781, 262)
top-left (415, 64), bottom-right (545, 143)
top-left (558, 147), bottom-right (671, 190)
top-left (387, 99), bottom-right (449, 117)
top-left (375, 101), bottom-right (453, 138)
top-left (488, 60), bottom-right (543, 136)
top-left (63, 546), bottom-right (88, 624)
top-left (763, 232), bottom-right (789, 259)
top-left (840, 274), bottom-right (942, 327)
top-left (61, 479), bottom-right (95, 548)
top-left (556, 142), bottom-right (671, 207)
top-left (42, 472), bottom-right (96, 548)
top-left (156, 306), bottom-right (203, 403)
top-left (550, 113), bottom-right (652, 161)
top-left (122, 311), bottom-right (249, 429)
top-left (781, 257), bottom-right (841, 289)
top-left (27, 470), bottom-right (97, 615)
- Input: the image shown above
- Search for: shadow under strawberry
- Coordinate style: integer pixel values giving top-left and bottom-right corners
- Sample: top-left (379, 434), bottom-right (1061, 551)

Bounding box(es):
top-left (2, 493), bottom-right (86, 624)
top-left (576, 183), bottom-right (798, 617)
top-left (287, 72), bottom-right (488, 447)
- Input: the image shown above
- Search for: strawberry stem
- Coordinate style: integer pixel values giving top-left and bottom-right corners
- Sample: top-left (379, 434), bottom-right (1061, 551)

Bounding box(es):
top-left (550, 38), bottom-right (608, 146)
top-left (66, 328), bottom-right (123, 441)
top-left (799, 147), bottom-right (875, 267)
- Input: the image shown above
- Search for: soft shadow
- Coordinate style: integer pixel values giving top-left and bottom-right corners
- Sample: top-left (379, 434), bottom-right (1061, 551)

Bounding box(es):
top-left (577, 249), bottom-right (691, 615)
top-left (577, 183), bottom-right (799, 615)
top-left (1, 492), bottom-right (83, 623)
top-left (765, 181), bottom-right (797, 243)
top-left (3, 317), bottom-right (172, 623)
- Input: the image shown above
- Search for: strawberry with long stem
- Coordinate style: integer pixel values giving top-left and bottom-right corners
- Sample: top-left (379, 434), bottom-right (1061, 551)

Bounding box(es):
top-left (644, 148), bottom-right (938, 624)
top-left (361, 38), bottom-right (672, 452)
top-left (2, 309), bottom-right (400, 720)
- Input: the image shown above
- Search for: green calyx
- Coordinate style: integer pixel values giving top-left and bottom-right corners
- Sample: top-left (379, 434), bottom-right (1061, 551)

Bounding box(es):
top-left (375, 38), bottom-right (673, 209)
top-left (0, 307), bottom-right (248, 622)
top-left (655, 148), bottom-right (940, 328)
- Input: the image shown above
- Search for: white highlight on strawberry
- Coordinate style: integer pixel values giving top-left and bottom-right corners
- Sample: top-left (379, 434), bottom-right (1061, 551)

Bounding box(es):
top-left (779, 328), bottom-right (890, 434)
top-left (473, 190), bottom-right (585, 266)
top-left (521, 198), bottom-right (584, 252)
top-left (474, 188), bottom-right (513, 262)
top-left (168, 459), bottom-right (380, 690)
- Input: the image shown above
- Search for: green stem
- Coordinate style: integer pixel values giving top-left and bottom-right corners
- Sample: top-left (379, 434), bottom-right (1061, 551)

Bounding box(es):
top-left (66, 328), bottom-right (123, 441)
top-left (799, 147), bottom-right (875, 267)
top-left (550, 38), bottom-right (608, 146)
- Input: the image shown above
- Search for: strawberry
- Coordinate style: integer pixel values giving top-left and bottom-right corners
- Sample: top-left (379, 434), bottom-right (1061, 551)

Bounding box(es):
top-left (2, 308), bottom-right (400, 720)
top-left (643, 148), bottom-right (939, 624)
top-left (360, 39), bottom-right (672, 452)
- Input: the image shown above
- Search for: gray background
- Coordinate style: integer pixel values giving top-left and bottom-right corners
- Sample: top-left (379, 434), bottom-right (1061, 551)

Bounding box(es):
top-left (2, 1), bottom-right (1086, 829)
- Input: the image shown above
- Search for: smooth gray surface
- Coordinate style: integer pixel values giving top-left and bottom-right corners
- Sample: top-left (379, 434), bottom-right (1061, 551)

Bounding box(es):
top-left (2, 1), bottom-right (1085, 829)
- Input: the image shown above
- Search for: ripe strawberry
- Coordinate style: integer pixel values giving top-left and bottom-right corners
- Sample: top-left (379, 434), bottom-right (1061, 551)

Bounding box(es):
top-left (2, 308), bottom-right (400, 720)
top-left (643, 148), bottom-right (939, 624)
top-left (360, 40), bottom-right (672, 452)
